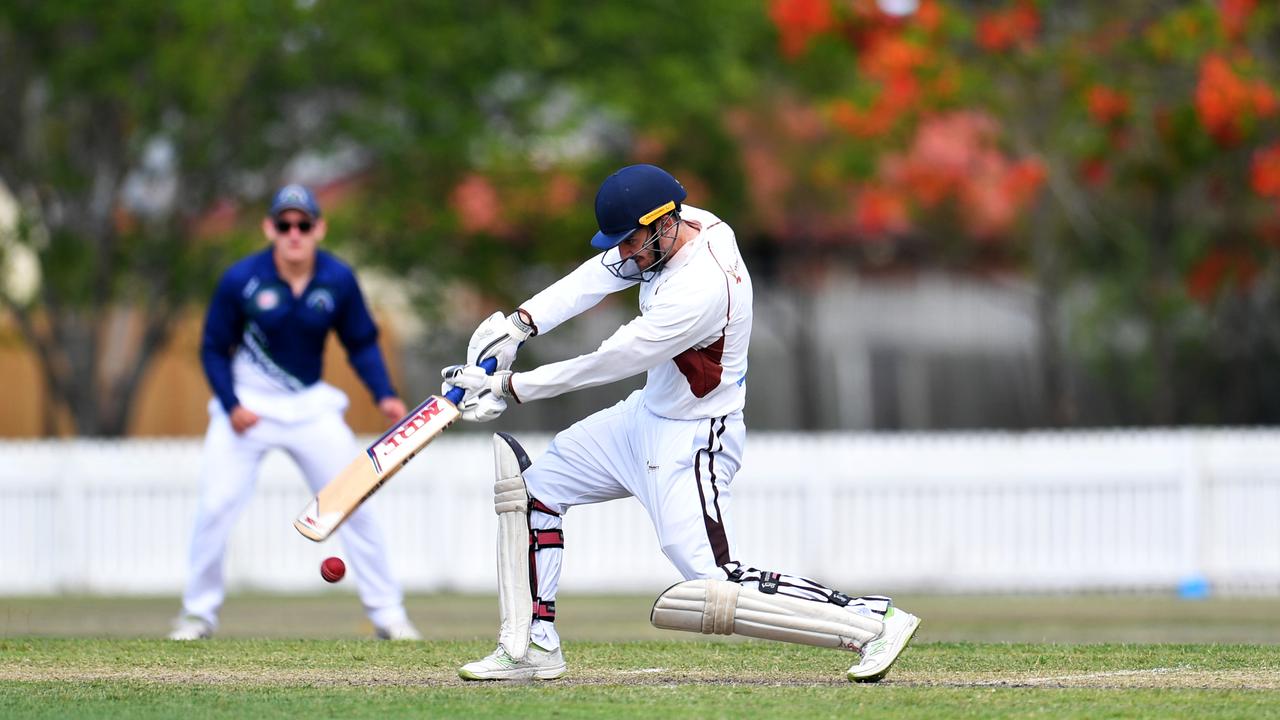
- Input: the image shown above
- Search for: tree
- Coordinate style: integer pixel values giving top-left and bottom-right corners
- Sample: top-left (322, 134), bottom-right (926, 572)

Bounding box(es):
top-left (325, 2), bottom-right (776, 303)
top-left (0, 1), bottom-right (776, 435)
top-left (761, 0), bottom-right (1280, 425)
top-left (0, 2), bottom-right (324, 435)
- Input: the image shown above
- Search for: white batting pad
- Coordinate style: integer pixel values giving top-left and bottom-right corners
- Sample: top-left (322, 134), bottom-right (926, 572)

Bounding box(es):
top-left (650, 579), bottom-right (882, 651)
top-left (493, 433), bottom-right (533, 661)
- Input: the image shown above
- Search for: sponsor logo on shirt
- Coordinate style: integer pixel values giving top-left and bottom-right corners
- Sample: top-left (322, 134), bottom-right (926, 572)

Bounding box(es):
top-left (255, 287), bottom-right (280, 311)
top-left (306, 288), bottom-right (335, 313)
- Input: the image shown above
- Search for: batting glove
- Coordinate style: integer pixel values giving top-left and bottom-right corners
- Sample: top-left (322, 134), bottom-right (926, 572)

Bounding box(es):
top-left (442, 363), bottom-right (517, 399)
top-left (467, 309), bottom-right (535, 371)
top-left (441, 365), bottom-right (512, 422)
top-left (459, 391), bottom-right (508, 423)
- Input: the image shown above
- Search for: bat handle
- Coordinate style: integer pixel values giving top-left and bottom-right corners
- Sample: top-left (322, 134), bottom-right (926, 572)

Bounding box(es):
top-left (444, 356), bottom-right (499, 406)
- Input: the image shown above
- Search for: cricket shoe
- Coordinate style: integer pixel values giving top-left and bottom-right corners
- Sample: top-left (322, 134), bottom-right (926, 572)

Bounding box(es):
top-left (847, 606), bottom-right (921, 682)
top-left (374, 620), bottom-right (422, 641)
top-left (458, 643), bottom-right (566, 681)
top-left (167, 615), bottom-right (213, 641)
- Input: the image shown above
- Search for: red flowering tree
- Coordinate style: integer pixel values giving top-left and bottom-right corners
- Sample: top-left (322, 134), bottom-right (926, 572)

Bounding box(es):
top-left (761, 0), bottom-right (1280, 425)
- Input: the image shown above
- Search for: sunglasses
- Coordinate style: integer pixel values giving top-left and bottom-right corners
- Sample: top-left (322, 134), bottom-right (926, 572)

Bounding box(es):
top-left (274, 219), bottom-right (315, 234)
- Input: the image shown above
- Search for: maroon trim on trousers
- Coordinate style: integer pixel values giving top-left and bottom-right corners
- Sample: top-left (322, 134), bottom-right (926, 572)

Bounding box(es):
top-left (673, 335), bottom-right (725, 398)
top-left (694, 416), bottom-right (733, 567)
top-left (708, 418), bottom-right (728, 516)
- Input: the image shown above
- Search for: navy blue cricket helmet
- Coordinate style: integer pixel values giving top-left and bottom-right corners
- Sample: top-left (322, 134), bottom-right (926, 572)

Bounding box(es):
top-left (590, 165), bottom-right (687, 250)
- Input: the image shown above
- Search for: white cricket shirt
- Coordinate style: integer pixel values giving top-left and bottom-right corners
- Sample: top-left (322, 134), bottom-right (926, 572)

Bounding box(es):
top-left (514, 205), bottom-right (752, 420)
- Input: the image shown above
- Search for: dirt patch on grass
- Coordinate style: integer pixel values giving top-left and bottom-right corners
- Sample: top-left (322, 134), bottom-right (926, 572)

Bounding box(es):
top-left (898, 668), bottom-right (1280, 690)
top-left (2, 666), bottom-right (1277, 690)
top-left (0, 666), bottom-right (802, 687)
top-left (0, 667), bottom-right (456, 687)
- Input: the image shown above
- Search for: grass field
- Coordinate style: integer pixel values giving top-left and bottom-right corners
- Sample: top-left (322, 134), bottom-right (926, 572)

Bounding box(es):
top-left (3, 594), bottom-right (1279, 718)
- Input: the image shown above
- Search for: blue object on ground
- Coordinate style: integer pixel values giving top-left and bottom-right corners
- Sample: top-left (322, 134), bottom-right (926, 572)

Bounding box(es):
top-left (1177, 574), bottom-right (1211, 600)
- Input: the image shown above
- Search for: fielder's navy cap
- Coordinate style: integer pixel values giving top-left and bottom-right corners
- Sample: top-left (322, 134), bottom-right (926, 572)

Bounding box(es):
top-left (590, 164), bottom-right (687, 250)
top-left (268, 184), bottom-right (321, 219)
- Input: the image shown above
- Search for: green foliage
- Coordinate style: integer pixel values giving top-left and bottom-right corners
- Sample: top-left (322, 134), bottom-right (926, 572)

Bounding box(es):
top-left (304, 1), bottom-right (777, 304)
top-left (0, 1), bottom-right (775, 433)
top-left (5, 0), bottom-right (1279, 430)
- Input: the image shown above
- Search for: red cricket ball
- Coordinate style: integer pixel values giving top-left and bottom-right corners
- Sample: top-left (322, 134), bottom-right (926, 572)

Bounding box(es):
top-left (320, 556), bottom-right (346, 583)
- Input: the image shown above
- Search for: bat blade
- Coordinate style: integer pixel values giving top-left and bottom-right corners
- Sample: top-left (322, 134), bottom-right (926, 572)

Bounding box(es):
top-left (294, 394), bottom-right (460, 542)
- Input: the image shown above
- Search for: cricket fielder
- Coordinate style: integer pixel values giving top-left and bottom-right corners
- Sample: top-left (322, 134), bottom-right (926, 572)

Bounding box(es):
top-left (445, 164), bottom-right (921, 682)
top-left (169, 184), bottom-right (420, 641)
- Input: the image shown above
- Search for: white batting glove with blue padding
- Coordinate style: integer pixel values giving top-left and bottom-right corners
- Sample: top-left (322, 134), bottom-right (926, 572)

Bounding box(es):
top-left (441, 365), bottom-right (512, 422)
top-left (467, 310), bottom-right (535, 371)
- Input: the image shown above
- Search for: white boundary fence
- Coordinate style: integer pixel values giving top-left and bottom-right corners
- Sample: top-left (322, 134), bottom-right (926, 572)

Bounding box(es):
top-left (2, 430), bottom-right (1278, 596)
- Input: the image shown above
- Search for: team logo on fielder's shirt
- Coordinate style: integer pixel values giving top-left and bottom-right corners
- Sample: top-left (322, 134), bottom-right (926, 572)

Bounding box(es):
top-left (255, 287), bottom-right (280, 311)
top-left (306, 289), bottom-right (335, 313)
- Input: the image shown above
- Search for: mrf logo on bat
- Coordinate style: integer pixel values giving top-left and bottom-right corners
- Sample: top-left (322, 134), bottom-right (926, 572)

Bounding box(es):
top-left (368, 397), bottom-right (447, 472)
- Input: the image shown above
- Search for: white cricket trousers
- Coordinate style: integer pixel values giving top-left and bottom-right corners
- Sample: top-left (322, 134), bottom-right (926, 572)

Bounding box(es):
top-left (522, 389), bottom-right (744, 651)
top-left (180, 405), bottom-right (408, 629)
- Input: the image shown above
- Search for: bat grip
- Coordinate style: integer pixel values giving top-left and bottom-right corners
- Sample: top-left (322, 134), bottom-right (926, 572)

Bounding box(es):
top-left (444, 356), bottom-right (499, 406)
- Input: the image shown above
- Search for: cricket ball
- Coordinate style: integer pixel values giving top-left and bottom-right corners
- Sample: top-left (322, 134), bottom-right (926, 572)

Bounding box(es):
top-left (320, 556), bottom-right (346, 583)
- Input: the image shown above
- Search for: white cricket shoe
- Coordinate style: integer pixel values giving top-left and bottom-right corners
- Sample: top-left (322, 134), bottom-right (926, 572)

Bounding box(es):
top-left (847, 606), bottom-right (921, 682)
top-left (167, 615), bottom-right (213, 641)
top-left (458, 643), bottom-right (566, 681)
top-left (374, 620), bottom-right (423, 641)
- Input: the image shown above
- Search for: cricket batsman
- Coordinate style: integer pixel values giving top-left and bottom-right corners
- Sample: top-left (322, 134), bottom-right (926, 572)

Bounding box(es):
top-left (443, 164), bottom-right (921, 682)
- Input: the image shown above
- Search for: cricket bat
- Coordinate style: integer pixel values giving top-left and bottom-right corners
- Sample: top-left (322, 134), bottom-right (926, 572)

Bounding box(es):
top-left (293, 357), bottom-right (497, 542)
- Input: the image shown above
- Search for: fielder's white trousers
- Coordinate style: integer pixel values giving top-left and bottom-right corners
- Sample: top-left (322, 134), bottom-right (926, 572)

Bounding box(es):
top-left (179, 402), bottom-right (409, 630)
top-left (523, 390), bottom-right (744, 650)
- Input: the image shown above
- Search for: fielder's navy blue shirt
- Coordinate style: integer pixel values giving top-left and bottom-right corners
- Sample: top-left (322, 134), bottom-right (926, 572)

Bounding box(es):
top-left (201, 247), bottom-right (396, 414)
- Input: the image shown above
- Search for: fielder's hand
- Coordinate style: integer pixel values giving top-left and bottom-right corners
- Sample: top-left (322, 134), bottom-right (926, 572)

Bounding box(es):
top-left (441, 365), bottom-right (513, 422)
top-left (378, 396), bottom-right (408, 422)
top-left (229, 405), bottom-right (260, 434)
top-left (467, 310), bottom-right (535, 370)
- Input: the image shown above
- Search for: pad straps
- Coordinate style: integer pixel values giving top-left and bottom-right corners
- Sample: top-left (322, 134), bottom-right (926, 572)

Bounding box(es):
top-left (724, 563), bottom-right (890, 616)
top-left (534, 600), bottom-right (557, 622)
top-left (531, 528), bottom-right (564, 550)
top-left (528, 507), bottom-right (563, 623)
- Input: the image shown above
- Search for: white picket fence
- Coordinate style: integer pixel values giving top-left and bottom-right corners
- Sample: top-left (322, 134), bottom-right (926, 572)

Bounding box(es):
top-left (1, 430), bottom-right (1278, 596)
